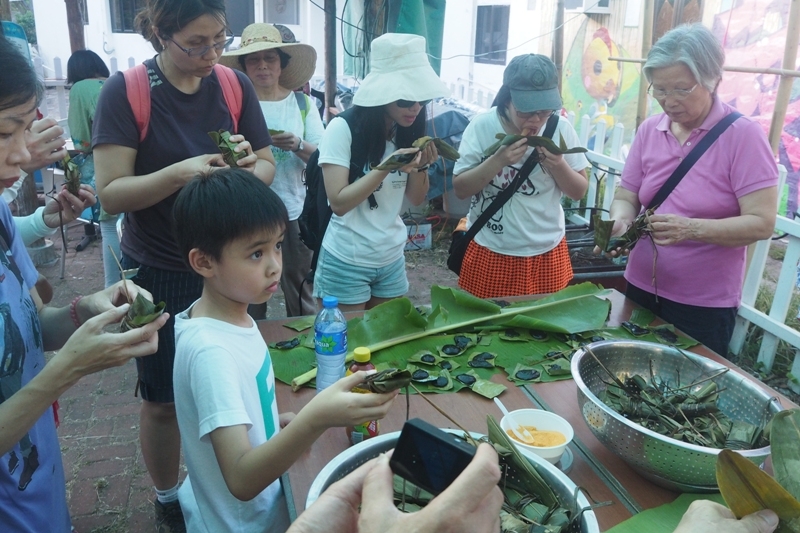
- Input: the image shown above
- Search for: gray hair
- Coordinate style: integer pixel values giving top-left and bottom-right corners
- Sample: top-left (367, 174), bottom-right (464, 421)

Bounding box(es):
top-left (643, 24), bottom-right (725, 92)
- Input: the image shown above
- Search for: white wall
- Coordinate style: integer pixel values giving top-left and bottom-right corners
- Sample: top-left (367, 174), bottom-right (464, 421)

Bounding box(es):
top-left (34, 0), bottom-right (167, 77)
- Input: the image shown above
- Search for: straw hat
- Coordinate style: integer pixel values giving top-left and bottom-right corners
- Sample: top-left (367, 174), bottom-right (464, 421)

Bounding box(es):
top-left (352, 33), bottom-right (449, 107)
top-left (220, 24), bottom-right (316, 90)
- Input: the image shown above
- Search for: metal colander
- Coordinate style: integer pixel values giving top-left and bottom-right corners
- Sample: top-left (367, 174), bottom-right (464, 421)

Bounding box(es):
top-left (306, 429), bottom-right (599, 533)
top-left (571, 340), bottom-right (783, 492)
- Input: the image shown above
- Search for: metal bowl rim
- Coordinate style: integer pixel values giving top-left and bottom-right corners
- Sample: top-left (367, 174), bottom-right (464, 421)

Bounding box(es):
top-left (570, 340), bottom-right (777, 457)
top-left (305, 428), bottom-right (598, 532)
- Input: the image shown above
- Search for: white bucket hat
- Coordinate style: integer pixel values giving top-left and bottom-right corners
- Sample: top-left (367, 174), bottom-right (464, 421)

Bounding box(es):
top-left (220, 24), bottom-right (317, 90)
top-left (352, 33), bottom-right (449, 107)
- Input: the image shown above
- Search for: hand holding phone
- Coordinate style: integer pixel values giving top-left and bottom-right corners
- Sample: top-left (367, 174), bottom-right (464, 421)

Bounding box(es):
top-left (389, 418), bottom-right (477, 495)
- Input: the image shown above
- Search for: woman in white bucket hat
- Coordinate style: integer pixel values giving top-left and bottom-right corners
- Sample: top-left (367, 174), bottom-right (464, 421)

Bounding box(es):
top-left (313, 32), bottom-right (448, 311)
top-left (221, 24), bottom-right (325, 318)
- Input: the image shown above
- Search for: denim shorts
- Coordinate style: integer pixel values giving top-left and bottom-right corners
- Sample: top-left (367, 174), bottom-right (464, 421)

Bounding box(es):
top-left (312, 247), bottom-right (408, 305)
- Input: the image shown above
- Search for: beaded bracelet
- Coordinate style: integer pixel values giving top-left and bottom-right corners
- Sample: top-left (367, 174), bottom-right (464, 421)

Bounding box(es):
top-left (70, 296), bottom-right (83, 328)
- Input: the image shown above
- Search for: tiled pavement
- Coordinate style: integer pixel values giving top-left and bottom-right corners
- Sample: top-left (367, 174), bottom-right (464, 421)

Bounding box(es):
top-left (58, 360), bottom-right (173, 533)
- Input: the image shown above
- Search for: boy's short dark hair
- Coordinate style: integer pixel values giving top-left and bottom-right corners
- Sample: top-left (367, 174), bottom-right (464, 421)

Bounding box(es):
top-left (173, 168), bottom-right (289, 265)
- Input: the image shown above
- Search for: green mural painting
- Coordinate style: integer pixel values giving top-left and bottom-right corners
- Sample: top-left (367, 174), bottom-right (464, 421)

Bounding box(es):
top-left (562, 21), bottom-right (646, 154)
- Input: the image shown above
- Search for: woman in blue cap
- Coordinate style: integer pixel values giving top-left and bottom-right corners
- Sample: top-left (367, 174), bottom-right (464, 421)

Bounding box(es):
top-left (452, 54), bottom-right (588, 298)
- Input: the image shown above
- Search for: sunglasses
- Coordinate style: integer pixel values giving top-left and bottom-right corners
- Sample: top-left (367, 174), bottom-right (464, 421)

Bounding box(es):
top-left (395, 99), bottom-right (432, 108)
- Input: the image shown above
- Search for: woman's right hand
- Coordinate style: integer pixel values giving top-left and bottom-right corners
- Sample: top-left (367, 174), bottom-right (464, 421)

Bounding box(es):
top-left (593, 218), bottom-right (633, 257)
top-left (56, 304), bottom-right (169, 384)
top-left (305, 371), bottom-right (397, 431)
top-left (377, 148), bottom-right (423, 175)
top-left (489, 137), bottom-right (528, 168)
top-left (178, 154), bottom-right (227, 184)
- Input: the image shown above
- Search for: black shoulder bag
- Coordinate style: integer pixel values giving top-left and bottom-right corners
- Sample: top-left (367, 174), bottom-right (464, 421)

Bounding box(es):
top-left (447, 113), bottom-right (559, 275)
top-left (646, 111), bottom-right (742, 210)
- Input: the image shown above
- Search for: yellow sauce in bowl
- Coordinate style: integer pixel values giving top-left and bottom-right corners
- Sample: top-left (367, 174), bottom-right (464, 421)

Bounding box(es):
top-left (506, 426), bottom-right (566, 447)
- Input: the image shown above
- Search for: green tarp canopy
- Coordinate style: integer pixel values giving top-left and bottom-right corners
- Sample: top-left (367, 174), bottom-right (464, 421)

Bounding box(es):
top-left (343, 0), bottom-right (446, 78)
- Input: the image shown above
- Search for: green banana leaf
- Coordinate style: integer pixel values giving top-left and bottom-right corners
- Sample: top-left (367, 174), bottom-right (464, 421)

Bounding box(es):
top-left (287, 284), bottom-right (613, 389)
top-left (61, 154), bottom-right (82, 196)
top-left (487, 415), bottom-right (559, 509)
top-left (483, 132), bottom-right (589, 157)
top-left (772, 409), bottom-right (800, 501)
top-left (208, 129), bottom-right (245, 167)
top-left (268, 129), bottom-right (285, 135)
top-left (284, 316), bottom-right (315, 332)
top-left (121, 293), bottom-right (166, 331)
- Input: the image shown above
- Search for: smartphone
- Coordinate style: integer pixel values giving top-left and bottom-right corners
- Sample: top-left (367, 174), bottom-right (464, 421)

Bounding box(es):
top-left (389, 418), bottom-right (476, 495)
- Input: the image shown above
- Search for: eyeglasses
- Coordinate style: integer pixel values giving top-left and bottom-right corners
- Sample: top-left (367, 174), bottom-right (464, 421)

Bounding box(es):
top-left (647, 83), bottom-right (698, 100)
top-left (169, 35), bottom-right (234, 58)
top-left (514, 109), bottom-right (556, 120)
top-left (396, 99), bottom-right (431, 109)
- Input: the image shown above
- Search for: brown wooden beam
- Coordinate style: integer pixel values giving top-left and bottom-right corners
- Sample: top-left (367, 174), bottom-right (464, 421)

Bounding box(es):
top-left (64, 0), bottom-right (85, 53)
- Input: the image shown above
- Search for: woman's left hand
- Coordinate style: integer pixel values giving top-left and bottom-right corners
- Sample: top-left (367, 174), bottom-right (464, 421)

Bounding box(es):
top-left (76, 280), bottom-right (157, 324)
top-left (42, 184), bottom-right (97, 229)
top-left (648, 213), bottom-right (699, 246)
top-left (536, 146), bottom-right (564, 172)
top-left (228, 134), bottom-right (258, 172)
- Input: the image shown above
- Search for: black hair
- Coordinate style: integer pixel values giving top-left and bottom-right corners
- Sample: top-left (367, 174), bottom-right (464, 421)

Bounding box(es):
top-left (347, 104), bottom-right (428, 167)
top-left (0, 38), bottom-right (44, 112)
top-left (135, 0), bottom-right (227, 52)
top-left (238, 48), bottom-right (290, 71)
top-left (173, 168), bottom-right (289, 265)
top-left (67, 49), bottom-right (110, 85)
top-left (492, 85), bottom-right (512, 122)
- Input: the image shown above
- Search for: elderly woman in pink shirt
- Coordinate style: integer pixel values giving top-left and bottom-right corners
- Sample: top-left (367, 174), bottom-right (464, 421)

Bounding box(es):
top-left (608, 24), bottom-right (777, 356)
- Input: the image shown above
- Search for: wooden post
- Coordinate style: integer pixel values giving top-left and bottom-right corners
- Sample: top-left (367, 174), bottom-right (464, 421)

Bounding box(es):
top-left (0, 0), bottom-right (11, 21)
top-left (635, 0), bottom-right (655, 130)
top-left (767, 0), bottom-right (800, 156)
top-left (64, 0), bottom-right (86, 53)
top-left (324, 0), bottom-right (337, 123)
top-left (553, 0), bottom-right (564, 93)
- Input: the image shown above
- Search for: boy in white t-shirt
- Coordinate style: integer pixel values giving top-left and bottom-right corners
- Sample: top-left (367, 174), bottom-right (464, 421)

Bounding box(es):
top-left (171, 169), bottom-right (397, 533)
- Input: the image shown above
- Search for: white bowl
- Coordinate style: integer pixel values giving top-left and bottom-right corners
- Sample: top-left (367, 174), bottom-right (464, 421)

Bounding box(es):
top-left (500, 409), bottom-right (574, 464)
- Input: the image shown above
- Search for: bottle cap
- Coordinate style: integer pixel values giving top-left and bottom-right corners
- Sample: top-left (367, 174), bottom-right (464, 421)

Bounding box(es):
top-left (322, 296), bottom-right (339, 309)
top-left (353, 347), bottom-right (371, 362)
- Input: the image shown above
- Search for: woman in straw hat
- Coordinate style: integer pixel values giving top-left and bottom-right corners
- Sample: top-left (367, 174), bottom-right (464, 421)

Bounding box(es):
top-left (221, 24), bottom-right (324, 318)
top-left (91, 0), bottom-right (275, 530)
top-left (313, 33), bottom-right (448, 311)
top-left (452, 54), bottom-right (588, 299)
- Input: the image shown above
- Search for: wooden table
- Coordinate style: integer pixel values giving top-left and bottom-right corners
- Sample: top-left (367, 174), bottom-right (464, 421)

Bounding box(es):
top-left (260, 290), bottom-right (797, 531)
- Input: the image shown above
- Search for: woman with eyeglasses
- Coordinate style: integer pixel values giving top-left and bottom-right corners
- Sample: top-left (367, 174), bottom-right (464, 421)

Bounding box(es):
top-left (313, 33), bottom-right (448, 311)
top-left (91, 0), bottom-right (275, 531)
top-left (605, 24), bottom-right (777, 357)
top-left (220, 24), bottom-right (324, 318)
top-left (452, 54), bottom-right (588, 299)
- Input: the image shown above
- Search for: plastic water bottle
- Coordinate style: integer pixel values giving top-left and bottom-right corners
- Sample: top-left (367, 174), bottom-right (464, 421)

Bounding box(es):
top-left (314, 296), bottom-right (347, 393)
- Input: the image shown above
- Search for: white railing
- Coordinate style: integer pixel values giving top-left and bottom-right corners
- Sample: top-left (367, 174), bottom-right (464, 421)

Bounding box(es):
top-left (729, 164), bottom-right (800, 393)
top-left (33, 55), bottom-right (137, 123)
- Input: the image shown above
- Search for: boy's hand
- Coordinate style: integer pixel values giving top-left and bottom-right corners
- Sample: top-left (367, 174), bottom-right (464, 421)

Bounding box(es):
top-left (306, 371), bottom-right (397, 431)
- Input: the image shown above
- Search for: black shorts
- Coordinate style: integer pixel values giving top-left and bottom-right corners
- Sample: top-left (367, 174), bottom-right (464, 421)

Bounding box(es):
top-left (121, 256), bottom-right (203, 403)
top-left (625, 282), bottom-right (737, 358)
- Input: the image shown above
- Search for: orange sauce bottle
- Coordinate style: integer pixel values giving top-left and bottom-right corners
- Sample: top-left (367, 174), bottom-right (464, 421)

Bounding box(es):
top-left (345, 347), bottom-right (379, 445)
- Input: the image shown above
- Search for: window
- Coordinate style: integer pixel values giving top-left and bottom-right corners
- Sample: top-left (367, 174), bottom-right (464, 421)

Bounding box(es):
top-left (110, 0), bottom-right (146, 33)
top-left (475, 5), bottom-right (509, 65)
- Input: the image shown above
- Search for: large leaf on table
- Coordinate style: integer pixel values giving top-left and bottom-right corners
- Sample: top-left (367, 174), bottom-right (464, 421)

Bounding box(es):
top-left (493, 283), bottom-right (612, 333)
top-left (772, 409), bottom-right (800, 501)
top-left (428, 286), bottom-right (502, 328)
top-left (347, 297), bottom-right (428, 348)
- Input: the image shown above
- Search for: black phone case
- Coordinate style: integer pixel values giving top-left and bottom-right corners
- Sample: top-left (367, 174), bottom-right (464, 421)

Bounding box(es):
top-left (389, 418), bottom-right (476, 495)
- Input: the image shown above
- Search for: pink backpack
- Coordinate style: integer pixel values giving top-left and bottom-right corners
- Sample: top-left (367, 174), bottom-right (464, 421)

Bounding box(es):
top-left (122, 63), bottom-right (243, 143)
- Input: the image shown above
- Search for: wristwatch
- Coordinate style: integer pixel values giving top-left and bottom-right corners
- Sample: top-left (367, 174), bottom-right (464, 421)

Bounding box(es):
top-left (293, 139), bottom-right (304, 153)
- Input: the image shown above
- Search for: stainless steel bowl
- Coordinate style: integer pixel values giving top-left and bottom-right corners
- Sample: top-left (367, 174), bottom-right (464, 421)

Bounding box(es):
top-left (571, 340), bottom-right (783, 492)
top-left (307, 429), bottom-right (599, 533)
